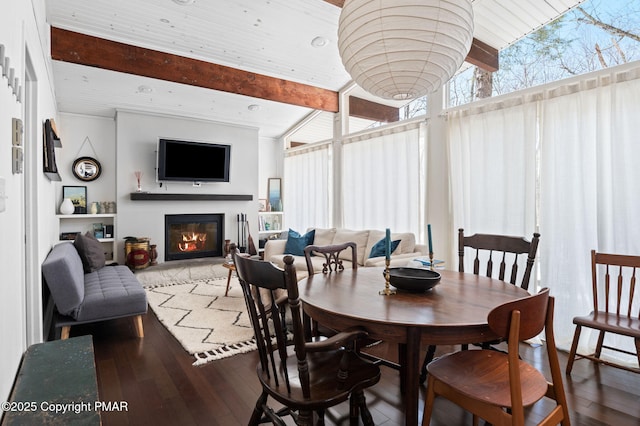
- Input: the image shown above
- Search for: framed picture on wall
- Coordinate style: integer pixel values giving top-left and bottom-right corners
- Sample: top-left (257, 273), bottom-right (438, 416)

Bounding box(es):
top-left (63, 185), bottom-right (87, 214)
top-left (268, 178), bottom-right (282, 211)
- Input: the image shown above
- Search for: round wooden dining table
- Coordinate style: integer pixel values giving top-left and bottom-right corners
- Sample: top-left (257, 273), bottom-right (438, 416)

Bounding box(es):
top-left (299, 267), bottom-right (530, 426)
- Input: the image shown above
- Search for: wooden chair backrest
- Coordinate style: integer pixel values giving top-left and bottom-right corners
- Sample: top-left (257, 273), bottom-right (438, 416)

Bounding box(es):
top-left (488, 287), bottom-right (549, 341)
top-left (591, 250), bottom-right (640, 318)
top-left (304, 242), bottom-right (358, 276)
top-left (233, 253), bottom-right (298, 391)
top-left (487, 288), bottom-right (566, 424)
top-left (458, 228), bottom-right (540, 290)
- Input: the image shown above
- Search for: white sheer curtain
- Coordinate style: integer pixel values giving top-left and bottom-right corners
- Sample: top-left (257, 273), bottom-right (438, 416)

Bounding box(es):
top-left (342, 122), bottom-right (423, 233)
top-left (448, 99), bottom-right (538, 282)
top-left (539, 66), bottom-right (640, 363)
top-left (283, 142), bottom-right (331, 233)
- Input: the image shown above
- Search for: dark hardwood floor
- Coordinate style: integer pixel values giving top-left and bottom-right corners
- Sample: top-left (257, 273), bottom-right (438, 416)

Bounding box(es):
top-left (71, 311), bottom-right (640, 425)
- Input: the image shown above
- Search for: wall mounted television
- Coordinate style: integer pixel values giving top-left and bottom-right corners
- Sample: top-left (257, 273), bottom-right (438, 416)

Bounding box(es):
top-left (157, 138), bottom-right (231, 183)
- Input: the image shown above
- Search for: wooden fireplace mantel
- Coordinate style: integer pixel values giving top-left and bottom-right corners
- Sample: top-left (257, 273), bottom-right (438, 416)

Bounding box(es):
top-left (130, 193), bottom-right (253, 201)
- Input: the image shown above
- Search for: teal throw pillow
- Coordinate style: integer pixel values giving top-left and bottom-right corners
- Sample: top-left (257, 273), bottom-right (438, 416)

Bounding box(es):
top-left (284, 229), bottom-right (316, 256)
top-left (369, 238), bottom-right (401, 258)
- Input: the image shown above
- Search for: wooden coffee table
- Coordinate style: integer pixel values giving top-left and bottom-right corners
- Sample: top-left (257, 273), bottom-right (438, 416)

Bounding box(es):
top-left (222, 262), bottom-right (236, 296)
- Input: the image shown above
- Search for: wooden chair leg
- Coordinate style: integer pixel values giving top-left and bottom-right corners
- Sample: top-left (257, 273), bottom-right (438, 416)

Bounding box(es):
top-left (133, 315), bottom-right (144, 338)
top-left (594, 330), bottom-right (606, 358)
top-left (635, 337), bottom-right (640, 367)
top-left (565, 325), bottom-right (582, 374)
top-left (60, 326), bottom-right (71, 340)
top-left (421, 374), bottom-right (436, 426)
top-left (420, 345), bottom-right (437, 384)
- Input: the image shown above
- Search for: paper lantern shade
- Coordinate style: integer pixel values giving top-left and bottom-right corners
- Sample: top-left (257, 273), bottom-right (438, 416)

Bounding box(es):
top-left (338, 0), bottom-right (474, 100)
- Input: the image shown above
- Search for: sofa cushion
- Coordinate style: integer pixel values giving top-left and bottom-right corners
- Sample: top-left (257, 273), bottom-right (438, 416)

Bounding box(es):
top-left (42, 243), bottom-right (85, 318)
top-left (393, 232), bottom-right (417, 254)
top-left (332, 229), bottom-right (370, 265)
top-left (74, 232), bottom-right (106, 273)
top-left (75, 265), bottom-right (148, 322)
top-left (369, 238), bottom-right (401, 258)
top-left (284, 229), bottom-right (316, 256)
top-left (311, 228), bottom-right (337, 246)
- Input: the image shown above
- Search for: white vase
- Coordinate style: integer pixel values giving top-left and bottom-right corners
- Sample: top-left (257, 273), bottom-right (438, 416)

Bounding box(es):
top-left (60, 198), bottom-right (75, 215)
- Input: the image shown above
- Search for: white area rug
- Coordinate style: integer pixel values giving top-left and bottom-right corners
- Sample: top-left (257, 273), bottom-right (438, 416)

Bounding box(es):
top-left (144, 271), bottom-right (256, 366)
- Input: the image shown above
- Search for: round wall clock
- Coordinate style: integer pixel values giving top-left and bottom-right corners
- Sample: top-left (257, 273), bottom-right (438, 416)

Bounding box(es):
top-left (72, 156), bottom-right (102, 182)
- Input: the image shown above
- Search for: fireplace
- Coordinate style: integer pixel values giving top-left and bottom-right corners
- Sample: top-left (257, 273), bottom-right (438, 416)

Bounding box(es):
top-left (164, 214), bottom-right (224, 261)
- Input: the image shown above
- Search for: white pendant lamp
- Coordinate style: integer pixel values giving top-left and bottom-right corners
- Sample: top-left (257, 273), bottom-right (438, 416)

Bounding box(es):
top-left (338, 0), bottom-right (474, 100)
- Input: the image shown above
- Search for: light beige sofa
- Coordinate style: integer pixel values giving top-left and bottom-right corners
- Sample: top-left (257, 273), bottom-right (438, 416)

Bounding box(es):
top-left (264, 228), bottom-right (429, 279)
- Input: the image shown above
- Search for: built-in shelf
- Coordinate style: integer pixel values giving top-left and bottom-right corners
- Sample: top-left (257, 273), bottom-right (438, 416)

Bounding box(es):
top-left (130, 193), bottom-right (253, 201)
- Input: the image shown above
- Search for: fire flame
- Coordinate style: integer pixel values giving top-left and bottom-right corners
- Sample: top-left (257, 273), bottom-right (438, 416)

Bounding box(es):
top-left (178, 232), bottom-right (207, 252)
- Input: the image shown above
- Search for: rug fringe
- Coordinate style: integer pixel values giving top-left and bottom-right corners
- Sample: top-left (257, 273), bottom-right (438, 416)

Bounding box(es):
top-left (192, 339), bottom-right (257, 366)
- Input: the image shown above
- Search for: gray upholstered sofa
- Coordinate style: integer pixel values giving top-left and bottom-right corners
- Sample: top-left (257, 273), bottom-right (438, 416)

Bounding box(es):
top-left (264, 227), bottom-right (428, 279)
top-left (42, 241), bottom-right (148, 339)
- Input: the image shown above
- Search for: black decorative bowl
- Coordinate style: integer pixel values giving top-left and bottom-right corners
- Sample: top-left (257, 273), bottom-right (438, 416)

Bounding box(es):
top-left (386, 267), bottom-right (441, 292)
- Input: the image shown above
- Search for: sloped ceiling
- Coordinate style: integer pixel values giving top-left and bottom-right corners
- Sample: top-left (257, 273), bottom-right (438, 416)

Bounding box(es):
top-left (46, 0), bottom-right (585, 140)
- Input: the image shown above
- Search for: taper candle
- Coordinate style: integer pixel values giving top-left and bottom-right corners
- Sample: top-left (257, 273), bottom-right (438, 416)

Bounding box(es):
top-left (427, 224), bottom-right (433, 254)
top-left (385, 228), bottom-right (391, 261)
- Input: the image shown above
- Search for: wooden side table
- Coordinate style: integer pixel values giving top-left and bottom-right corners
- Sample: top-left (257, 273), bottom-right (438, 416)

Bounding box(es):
top-left (222, 262), bottom-right (236, 296)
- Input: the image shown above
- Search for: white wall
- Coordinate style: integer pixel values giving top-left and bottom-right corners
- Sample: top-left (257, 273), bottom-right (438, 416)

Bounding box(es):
top-left (0, 0), bottom-right (60, 401)
top-left (115, 111), bottom-right (260, 263)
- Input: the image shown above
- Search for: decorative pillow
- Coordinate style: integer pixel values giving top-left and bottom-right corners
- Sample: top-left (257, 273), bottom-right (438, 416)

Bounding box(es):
top-left (284, 229), bottom-right (315, 256)
top-left (74, 232), bottom-right (106, 273)
top-left (369, 238), bottom-right (401, 258)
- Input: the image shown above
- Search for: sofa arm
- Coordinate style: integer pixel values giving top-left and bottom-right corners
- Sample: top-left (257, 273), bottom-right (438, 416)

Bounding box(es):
top-left (414, 244), bottom-right (429, 256)
top-left (264, 239), bottom-right (287, 261)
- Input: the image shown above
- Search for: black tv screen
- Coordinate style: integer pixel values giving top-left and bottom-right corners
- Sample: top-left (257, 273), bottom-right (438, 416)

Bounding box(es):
top-left (157, 139), bottom-right (230, 182)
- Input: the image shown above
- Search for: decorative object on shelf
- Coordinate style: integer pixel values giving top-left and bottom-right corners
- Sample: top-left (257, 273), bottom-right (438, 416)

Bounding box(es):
top-left (62, 186), bottom-right (87, 214)
top-left (134, 171), bottom-right (143, 192)
top-left (267, 178), bottom-right (281, 211)
top-left (89, 202), bottom-right (99, 214)
top-left (59, 197), bottom-right (75, 215)
top-left (258, 198), bottom-right (267, 212)
top-left (149, 244), bottom-right (158, 266)
top-left (92, 223), bottom-right (104, 239)
top-left (338, 0), bottom-right (474, 100)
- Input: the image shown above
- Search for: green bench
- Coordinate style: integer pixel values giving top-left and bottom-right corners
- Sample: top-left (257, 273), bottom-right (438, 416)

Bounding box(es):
top-left (2, 336), bottom-right (101, 425)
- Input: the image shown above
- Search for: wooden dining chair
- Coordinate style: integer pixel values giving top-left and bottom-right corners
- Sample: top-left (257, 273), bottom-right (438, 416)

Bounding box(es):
top-left (304, 241), bottom-right (358, 275)
top-left (303, 242), bottom-right (357, 338)
top-left (422, 288), bottom-right (570, 426)
top-left (233, 253), bottom-right (381, 426)
top-left (420, 228), bottom-right (541, 383)
top-left (565, 250), bottom-right (640, 375)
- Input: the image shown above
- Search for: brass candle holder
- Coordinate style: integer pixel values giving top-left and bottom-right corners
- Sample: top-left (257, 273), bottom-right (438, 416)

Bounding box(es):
top-left (379, 258), bottom-right (396, 296)
top-left (429, 251), bottom-right (435, 270)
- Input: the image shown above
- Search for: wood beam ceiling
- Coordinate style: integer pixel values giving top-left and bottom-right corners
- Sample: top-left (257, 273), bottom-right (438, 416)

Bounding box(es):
top-left (50, 27), bottom-right (339, 113)
top-left (325, 0), bottom-right (499, 72)
top-left (349, 96), bottom-right (399, 123)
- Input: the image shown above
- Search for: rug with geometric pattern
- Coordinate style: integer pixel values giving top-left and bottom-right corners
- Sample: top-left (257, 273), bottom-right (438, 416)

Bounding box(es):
top-left (145, 276), bottom-right (256, 366)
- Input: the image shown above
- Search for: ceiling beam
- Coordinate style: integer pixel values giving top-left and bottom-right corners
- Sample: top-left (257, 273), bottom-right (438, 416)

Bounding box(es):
top-left (51, 27), bottom-right (339, 113)
top-left (324, 0), bottom-right (499, 72)
top-left (349, 96), bottom-right (399, 123)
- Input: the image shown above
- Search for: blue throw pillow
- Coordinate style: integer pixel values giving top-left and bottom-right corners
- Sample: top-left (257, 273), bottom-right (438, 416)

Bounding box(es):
top-left (369, 238), bottom-right (401, 258)
top-left (284, 229), bottom-right (316, 256)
